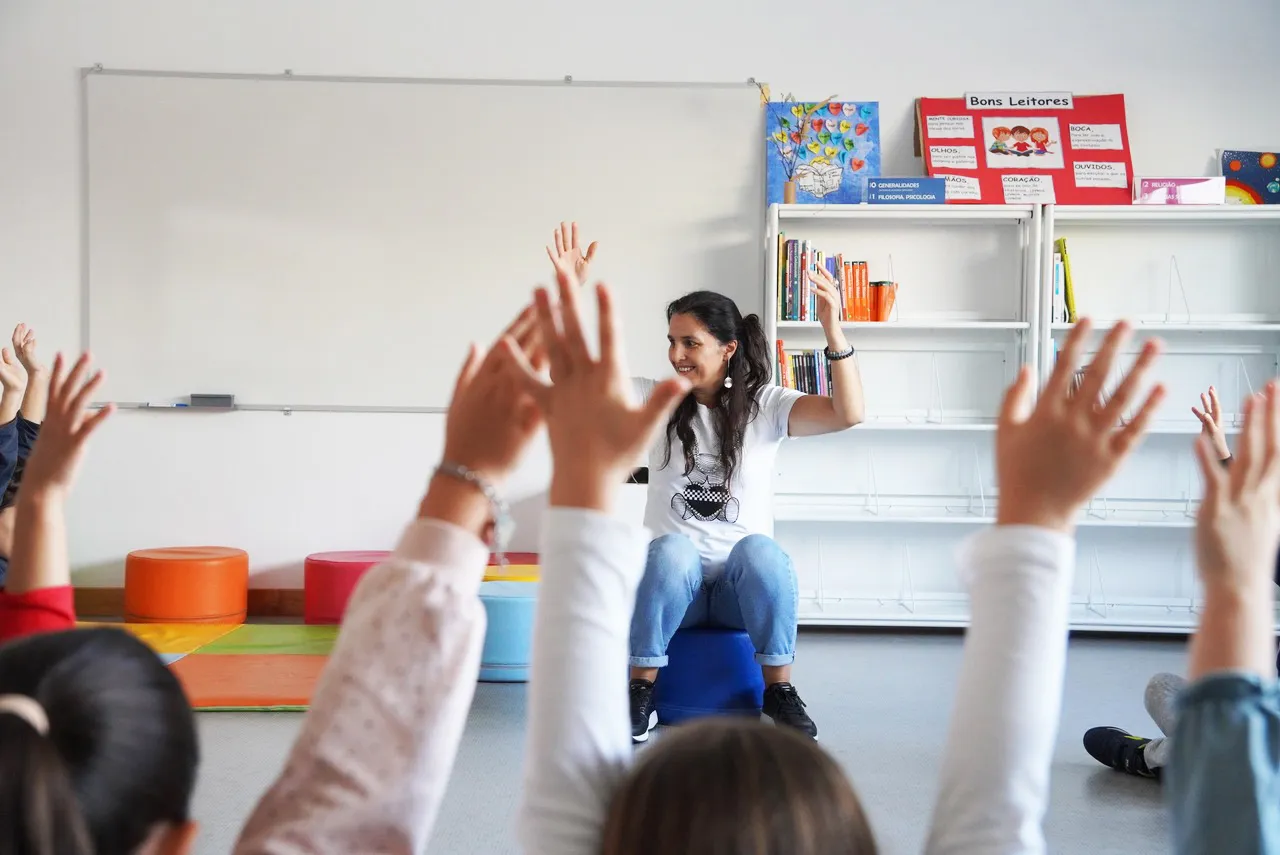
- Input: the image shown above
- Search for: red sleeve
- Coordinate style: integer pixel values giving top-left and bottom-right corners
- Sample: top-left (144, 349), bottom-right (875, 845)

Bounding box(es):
top-left (0, 586), bottom-right (77, 642)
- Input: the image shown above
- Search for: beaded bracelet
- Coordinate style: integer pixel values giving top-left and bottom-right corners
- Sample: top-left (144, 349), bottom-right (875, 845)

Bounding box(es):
top-left (435, 461), bottom-right (512, 567)
top-left (825, 344), bottom-right (856, 361)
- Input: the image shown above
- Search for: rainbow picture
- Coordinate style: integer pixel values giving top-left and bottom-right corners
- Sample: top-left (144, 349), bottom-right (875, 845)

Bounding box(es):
top-left (1221, 150), bottom-right (1280, 204)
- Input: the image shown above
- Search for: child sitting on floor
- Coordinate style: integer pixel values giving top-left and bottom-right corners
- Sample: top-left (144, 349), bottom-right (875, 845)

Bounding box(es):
top-left (1083, 385), bottom-right (1280, 780)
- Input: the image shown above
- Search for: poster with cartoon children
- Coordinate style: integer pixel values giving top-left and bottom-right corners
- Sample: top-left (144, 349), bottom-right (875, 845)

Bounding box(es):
top-left (982, 117), bottom-right (1063, 170)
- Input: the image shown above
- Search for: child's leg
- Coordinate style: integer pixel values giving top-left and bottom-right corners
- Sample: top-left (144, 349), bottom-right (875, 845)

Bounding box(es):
top-left (1145, 672), bottom-right (1187, 736)
top-left (1141, 672), bottom-right (1187, 770)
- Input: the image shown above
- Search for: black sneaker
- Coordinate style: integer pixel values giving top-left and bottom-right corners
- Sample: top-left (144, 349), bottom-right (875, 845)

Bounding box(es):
top-left (1083, 726), bottom-right (1159, 780)
top-left (762, 682), bottom-right (818, 739)
top-left (630, 679), bottom-right (657, 744)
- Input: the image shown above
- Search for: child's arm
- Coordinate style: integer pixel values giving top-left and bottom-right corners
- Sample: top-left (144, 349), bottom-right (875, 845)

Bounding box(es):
top-left (13, 324), bottom-right (47, 425)
top-left (235, 301), bottom-right (550, 854)
top-left (0, 347), bottom-right (25, 427)
top-left (507, 274), bottom-right (688, 854)
top-left (232, 504), bottom-right (490, 855)
top-left (519, 510), bottom-right (647, 853)
top-left (0, 354), bottom-right (113, 639)
top-left (1168, 384), bottom-right (1280, 854)
top-left (926, 321), bottom-right (1164, 855)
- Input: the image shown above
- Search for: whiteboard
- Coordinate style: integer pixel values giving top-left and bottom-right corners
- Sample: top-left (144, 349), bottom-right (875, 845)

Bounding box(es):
top-left (85, 72), bottom-right (764, 408)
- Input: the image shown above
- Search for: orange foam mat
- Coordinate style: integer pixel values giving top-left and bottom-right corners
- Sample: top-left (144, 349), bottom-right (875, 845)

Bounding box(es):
top-left (169, 653), bottom-right (329, 711)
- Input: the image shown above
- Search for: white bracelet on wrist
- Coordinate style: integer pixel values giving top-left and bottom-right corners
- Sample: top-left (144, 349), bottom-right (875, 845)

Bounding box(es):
top-left (434, 461), bottom-right (513, 566)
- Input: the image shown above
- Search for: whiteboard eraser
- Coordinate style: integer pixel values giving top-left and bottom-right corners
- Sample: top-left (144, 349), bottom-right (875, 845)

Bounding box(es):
top-left (190, 394), bottom-right (235, 408)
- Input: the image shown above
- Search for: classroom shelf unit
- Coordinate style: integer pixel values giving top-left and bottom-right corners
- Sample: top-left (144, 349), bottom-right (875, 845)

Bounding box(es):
top-left (766, 202), bottom-right (1280, 633)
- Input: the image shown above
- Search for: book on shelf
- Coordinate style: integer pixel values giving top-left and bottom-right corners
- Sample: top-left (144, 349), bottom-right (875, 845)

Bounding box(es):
top-left (776, 342), bottom-right (832, 394)
top-left (1133, 176), bottom-right (1226, 205)
top-left (1051, 251), bottom-right (1067, 323)
top-left (1053, 237), bottom-right (1078, 322)
top-left (776, 235), bottom-right (887, 322)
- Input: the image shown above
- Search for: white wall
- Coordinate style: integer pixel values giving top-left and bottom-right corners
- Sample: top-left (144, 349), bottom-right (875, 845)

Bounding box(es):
top-left (2, 0), bottom-right (1277, 586)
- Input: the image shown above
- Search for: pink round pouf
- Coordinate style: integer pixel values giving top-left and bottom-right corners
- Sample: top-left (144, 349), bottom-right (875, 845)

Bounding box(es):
top-left (303, 551), bottom-right (391, 625)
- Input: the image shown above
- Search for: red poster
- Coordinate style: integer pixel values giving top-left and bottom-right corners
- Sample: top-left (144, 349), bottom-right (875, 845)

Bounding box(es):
top-left (915, 94), bottom-right (1132, 204)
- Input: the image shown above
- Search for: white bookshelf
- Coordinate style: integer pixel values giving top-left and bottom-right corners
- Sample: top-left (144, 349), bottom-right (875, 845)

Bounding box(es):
top-left (765, 202), bottom-right (1039, 629)
top-left (767, 201), bottom-right (1280, 633)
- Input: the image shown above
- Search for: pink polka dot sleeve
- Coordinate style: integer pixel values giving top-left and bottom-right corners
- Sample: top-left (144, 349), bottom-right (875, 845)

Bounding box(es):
top-left (232, 519), bottom-right (488, 855)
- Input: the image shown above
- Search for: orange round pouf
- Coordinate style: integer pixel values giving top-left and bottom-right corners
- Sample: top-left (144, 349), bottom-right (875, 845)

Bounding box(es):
top-left (125, 547), bottom-right (249, 624)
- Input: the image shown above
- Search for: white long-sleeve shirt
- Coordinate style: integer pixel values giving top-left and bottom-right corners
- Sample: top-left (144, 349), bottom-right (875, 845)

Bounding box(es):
top-left (228, 508), bottom-right (1073, 855)
top-left (518, 513), bottom-right (1076, 855)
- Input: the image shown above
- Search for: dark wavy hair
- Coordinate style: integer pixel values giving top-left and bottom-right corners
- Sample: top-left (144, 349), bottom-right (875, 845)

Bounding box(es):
top-left (0, 628), bottom-right (199, 855)
top-left (660, 291), bottom-right (772, 488)
top-left (603, 718), bottom-right (877, 855)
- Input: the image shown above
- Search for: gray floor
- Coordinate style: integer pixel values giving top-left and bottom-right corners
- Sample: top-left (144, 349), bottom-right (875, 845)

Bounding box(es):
top-left (192, 632), bottom-right (1182, 854)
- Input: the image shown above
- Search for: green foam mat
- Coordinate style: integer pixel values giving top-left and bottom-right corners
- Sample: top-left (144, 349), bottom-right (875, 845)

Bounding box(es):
top-left (197, 623), bottom-right (340, 656)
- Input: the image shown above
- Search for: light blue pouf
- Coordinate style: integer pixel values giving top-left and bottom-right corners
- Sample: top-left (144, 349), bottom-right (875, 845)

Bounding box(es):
top-left (654, 628), bottom-right (765, 724)
top-left (478, 580), bottom-right (538, 682)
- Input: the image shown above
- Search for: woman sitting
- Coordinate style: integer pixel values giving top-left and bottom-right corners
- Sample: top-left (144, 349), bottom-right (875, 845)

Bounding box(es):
top-left (548, 223), bottom-right (865, 741)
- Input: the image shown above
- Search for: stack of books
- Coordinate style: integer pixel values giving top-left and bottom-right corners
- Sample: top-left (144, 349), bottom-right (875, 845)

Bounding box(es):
top-left (776, 235), bottom-right (896, 322)
top-left (776, 341), bottom-right (833, 394)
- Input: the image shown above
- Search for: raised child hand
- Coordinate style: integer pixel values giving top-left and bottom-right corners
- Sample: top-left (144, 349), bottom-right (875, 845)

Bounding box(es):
top-left (545, 221), bottom-right (598, 287)
top-left (21, 353), bottom-right (114, 496)
top-left (0, 347), bottom-right (26, 394)
top-left (12, 323), bottom-right (44, 376)
top-left (439, 304), bottom-right (546, 487)
top-left (504, 273), bottom-right (687, 511)
top-left (1193, 383), bottom-right (1280, 597)
top-left (1192, 385), bottom-right (1231, 460)
top-left (995, 320), bottom-right (1164, 533)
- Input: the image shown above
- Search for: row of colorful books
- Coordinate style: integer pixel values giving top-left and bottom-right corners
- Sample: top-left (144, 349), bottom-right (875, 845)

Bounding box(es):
top-left (776, 341), bottom-right (833, 395)
top-left (777, 235), bottom-right (897, 322)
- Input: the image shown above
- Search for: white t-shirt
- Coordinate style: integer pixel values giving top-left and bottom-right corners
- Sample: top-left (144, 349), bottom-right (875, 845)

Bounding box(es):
top-left (633, 379), bottom-right (804, 575)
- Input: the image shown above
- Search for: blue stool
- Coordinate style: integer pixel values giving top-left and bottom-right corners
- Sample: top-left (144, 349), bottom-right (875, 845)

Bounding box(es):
top-left (478, 580), bottom-right (538, 682)
top-left (654, 629), bottom-right (765, 725)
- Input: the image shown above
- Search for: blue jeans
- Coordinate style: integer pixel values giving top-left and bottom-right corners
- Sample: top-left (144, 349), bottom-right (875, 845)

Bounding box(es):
top-left (1168, 673), bottom-right (1280, 854)
top-left (629, 533), bottom-right (798, 668)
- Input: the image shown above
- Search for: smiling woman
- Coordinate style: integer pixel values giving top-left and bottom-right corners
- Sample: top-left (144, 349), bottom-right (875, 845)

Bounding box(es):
top-left (544, 222), bottom-right (866, 744)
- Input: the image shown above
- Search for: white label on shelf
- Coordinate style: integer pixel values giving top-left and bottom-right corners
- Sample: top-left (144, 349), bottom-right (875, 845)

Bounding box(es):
top-left (1074, 160), bottom-right (1128, 187)
top-left (1068, 123), bottom-right (1124, 150)
top-left (929, 145), bottom-right (978, 170)
top-left (1001, 173), bottom-right (1056, 202)
top-left (939, 173), bottom-right (982, 200)
top-left (926, 115), bottom-right (974, 138)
